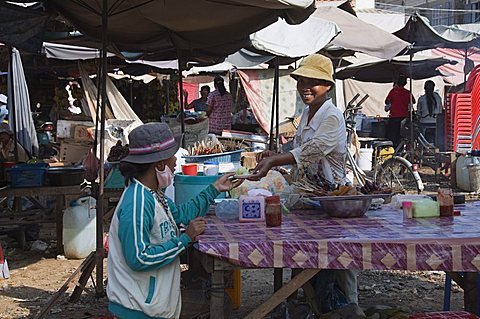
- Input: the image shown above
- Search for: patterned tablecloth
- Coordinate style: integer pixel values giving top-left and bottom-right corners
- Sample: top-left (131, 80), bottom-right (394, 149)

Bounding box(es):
top-left (196, 202), bottom-right (480, 271)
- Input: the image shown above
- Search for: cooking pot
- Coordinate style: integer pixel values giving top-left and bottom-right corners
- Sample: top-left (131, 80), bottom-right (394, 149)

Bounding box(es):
top-left (45, 166), bottom-right (86, 186)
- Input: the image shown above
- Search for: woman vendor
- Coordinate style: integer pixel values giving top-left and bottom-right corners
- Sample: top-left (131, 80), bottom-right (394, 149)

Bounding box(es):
top-left (249, 54), bottom-right (358, 312)
top-left (106, 122), bottom-right (242, 319)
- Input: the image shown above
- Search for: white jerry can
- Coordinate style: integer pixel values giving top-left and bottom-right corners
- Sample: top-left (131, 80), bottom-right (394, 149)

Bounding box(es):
top-left (63, 196), bottom-right (97, 259)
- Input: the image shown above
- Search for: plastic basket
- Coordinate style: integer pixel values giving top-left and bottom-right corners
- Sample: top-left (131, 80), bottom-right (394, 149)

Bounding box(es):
top-left (182, 149), bottom-right (244, 164)
top-left (9, 163), bottom-right (48, 188)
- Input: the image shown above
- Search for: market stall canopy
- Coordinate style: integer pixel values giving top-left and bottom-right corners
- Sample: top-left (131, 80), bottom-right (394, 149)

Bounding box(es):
top-left (336, 54), bottom-right (458, 83)
top-left (394, 13), bottom-right (480, 52)
top-left (46, 0), bottom-right (316, 62)
top-left (249, 12), bottom-right (340, 57)
top-left (430, 47), bottom-right (480, 86)
top-left (249, 6), bottom-right (409, 59)
top-left (42, 42), bottom-right (115, 60)
top-left (316, 7), bottom-right (410, 59)
top-left (0, 2), bottom-right (50, 53)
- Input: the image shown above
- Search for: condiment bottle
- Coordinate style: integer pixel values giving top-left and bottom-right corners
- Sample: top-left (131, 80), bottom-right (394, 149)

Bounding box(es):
top-left (265, 196), bottom-right (281, 227)
top-left (437, 188), bottom-right (454, 217)
top-left (402, 201), bottom-right (413, 219)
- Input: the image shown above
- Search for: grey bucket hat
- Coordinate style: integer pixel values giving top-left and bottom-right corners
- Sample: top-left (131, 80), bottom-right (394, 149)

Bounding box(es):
top-left (121, 122), bottom-right (179, 164)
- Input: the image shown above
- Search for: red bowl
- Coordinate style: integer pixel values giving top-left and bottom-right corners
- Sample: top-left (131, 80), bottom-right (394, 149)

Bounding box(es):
top-left (181, 164), bottom-right (198, 176)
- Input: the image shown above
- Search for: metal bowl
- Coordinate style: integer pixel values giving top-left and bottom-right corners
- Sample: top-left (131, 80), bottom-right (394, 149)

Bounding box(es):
top-left (318, 197), bottom-right (372, 218)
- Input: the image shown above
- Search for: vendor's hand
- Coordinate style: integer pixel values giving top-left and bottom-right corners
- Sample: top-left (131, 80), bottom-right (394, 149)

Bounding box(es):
top-left (256, 150), bottom-right (275, 162)
top-left (212, 173), bottom-right (244, 192)
top-left (185, 217), bottom-right (207, 241)
top-left (248, 157), bottom-right (273, 181)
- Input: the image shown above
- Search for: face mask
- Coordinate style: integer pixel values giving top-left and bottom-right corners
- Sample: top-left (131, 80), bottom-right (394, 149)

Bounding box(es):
top-left (155, 165), bottom-right (174, 189)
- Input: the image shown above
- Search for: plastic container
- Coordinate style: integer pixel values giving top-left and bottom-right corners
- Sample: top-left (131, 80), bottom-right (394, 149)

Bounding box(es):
top-left (456, 155), bottom-right (477, 191)
top-left (412, 199), bottom-right (439, 218)
top-left (174, 173), bottom-right (225, 204)
top-left (402, 201), bottom-right (413, 219)
top-left (468, 164), bottom-right (480, 193)
top-left (183, 149), bottom-right (244, 164)
top-left (265, 196), bottom-right (281, 227)
top-left (203, 161), bottom-right (219, 176)
top-left (63, 196), bottom-right (96, 259)
top-left (357, 147), bottom-right (374, 171)
top-left (215, 199), bottom-right (239, 220)
top-left (9, 163), bottom-right (48, 188)
top-left (438, 188), bottom-right (454, 217)
top-left (181, 163), bottom-right (198, 176)
top-left (45, 166), bottom-right (85, 186)
top-left (239, 195), bottom-right (265, 222)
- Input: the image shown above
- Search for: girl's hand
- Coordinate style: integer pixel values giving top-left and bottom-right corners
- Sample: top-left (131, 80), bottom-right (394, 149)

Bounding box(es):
top-left (213, 173), bottom-right (244, 192)
top-left (185, 217), bottom-right (207, 240)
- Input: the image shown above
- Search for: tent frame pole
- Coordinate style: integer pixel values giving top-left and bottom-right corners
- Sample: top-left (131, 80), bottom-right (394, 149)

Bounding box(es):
top-left (7, 46), bottom-right (19, 163)
top-left (274, 58), bottom-right (280, 152)
top-left (178, 55), bottom-right (185, 148)
top-left (409, 52), bottom-right (415, 161)
top-left (95, 0), bottom-right (108, 296)
top-left (269, 57), bottom-right (278, 151)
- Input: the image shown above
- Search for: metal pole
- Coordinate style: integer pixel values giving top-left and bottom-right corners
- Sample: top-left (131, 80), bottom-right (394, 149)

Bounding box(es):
top-left (7, 47), bottom-right (18, 162)
top-left (177, 57), bottom-right (185, 148)
top-left (95, 0), bottom-right (108, 296)
top-left (269, 60), bottom-right (278, 151)
top-left (274, 58), bottom-right (280, 152)
top-left (93, 60), bottom-right (102, 156)
top-left (409, 52), bottom-right (415, 160)
top-left (464, 48), bottom-right (468, 85)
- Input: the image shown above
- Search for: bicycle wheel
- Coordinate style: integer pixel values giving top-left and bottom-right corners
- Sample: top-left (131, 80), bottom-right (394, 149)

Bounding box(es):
top-left (376, 157), bottom-right (423, 194)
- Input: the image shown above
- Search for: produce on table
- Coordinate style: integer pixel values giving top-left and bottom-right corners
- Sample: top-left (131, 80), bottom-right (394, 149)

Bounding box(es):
top-left (187, 139), bottom-right (244, 156)
top-left (235, 166), bottom-right (250, 176)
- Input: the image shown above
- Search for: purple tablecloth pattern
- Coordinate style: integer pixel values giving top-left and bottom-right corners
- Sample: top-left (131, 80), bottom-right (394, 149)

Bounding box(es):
top-left (196, 202), bottom-right (480, 271)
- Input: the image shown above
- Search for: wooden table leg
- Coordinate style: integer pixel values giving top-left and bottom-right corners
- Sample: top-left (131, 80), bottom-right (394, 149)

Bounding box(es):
top-left (244, 269), bottom-right (320, 319)
top-left (463, 272), bottom-right (479, 315)
top-left (55, 195), bottom-right (65, 253)
top-left (210, 269), bottom-right (225, 319)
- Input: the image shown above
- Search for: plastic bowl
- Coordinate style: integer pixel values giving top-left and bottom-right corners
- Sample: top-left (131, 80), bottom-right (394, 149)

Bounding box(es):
top-left (181, 164), bottom-right (198, 176)
top-left (318, 197), bottom-right (372, 218)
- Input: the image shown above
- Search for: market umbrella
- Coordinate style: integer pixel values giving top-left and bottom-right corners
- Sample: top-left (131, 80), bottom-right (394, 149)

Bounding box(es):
top-left (336, 54), bottom-right (458, 83)
top-left (46, 0), bottom-right (316, 62)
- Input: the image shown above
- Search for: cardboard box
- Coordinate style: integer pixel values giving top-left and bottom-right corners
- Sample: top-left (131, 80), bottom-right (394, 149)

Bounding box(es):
top-left (59, 141), bottom-right (92, 164)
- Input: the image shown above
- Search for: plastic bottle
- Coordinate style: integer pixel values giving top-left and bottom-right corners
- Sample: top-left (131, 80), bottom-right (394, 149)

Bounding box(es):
top-left (265, 196), bottom-right (281, 227)
top-left (437, 188), bottom-right (454, 217)
top-left (402, 201), bottom-right (413, 219)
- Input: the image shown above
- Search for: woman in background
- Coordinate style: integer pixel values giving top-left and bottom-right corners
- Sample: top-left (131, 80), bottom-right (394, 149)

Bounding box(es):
top-left (417, 80), bottom-right (442, 144)
top-left (206, 76), bottom-right (233, 135)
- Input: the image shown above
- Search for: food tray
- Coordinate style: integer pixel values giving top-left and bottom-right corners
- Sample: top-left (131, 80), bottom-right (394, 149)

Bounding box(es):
top-left (308, 193), bottom-right (392, 202)
top-left (182, 149), bottom-right (244, 164)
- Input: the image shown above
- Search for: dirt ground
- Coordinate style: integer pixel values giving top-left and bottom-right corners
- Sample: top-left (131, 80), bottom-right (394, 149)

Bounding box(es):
top-left (0, 242), bottom-right (465, 319)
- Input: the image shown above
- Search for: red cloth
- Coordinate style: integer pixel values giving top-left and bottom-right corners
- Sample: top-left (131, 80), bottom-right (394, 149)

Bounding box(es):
top-left (409, 311), bottom-right (480, 319)
top-left (386, 86), bottom-right (413, 118)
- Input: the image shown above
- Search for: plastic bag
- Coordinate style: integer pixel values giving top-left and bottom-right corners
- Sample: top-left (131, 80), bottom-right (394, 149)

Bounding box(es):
top-left (83, 148), bottom-right (100, 182)
top-left (230, 170), bottom-right (288, 199)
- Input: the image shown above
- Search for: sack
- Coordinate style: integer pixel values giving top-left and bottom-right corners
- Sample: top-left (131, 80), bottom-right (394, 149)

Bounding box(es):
top-left (0, 244), bottom-right (9, 279)
top-left (83, 148), bottom-right (100, 182)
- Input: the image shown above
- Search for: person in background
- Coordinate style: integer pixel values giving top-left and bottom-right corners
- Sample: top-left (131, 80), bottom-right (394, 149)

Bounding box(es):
top-left (206, 76), bottom-right (233, 135)
top-left (183, 85), bottom-right (210, 112)
top-left (0, 123), bottom-right (29, 163)
top-left (0, 94), bottom-right (8, 123)
top-left (107, 122), bottom-right (242, 319)
top-left (385, 75), bottom-right (416, 148)
top-left (416, 80), bottom-right (442, 144)
top-left (248, 54), bottom-right (358, 313)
